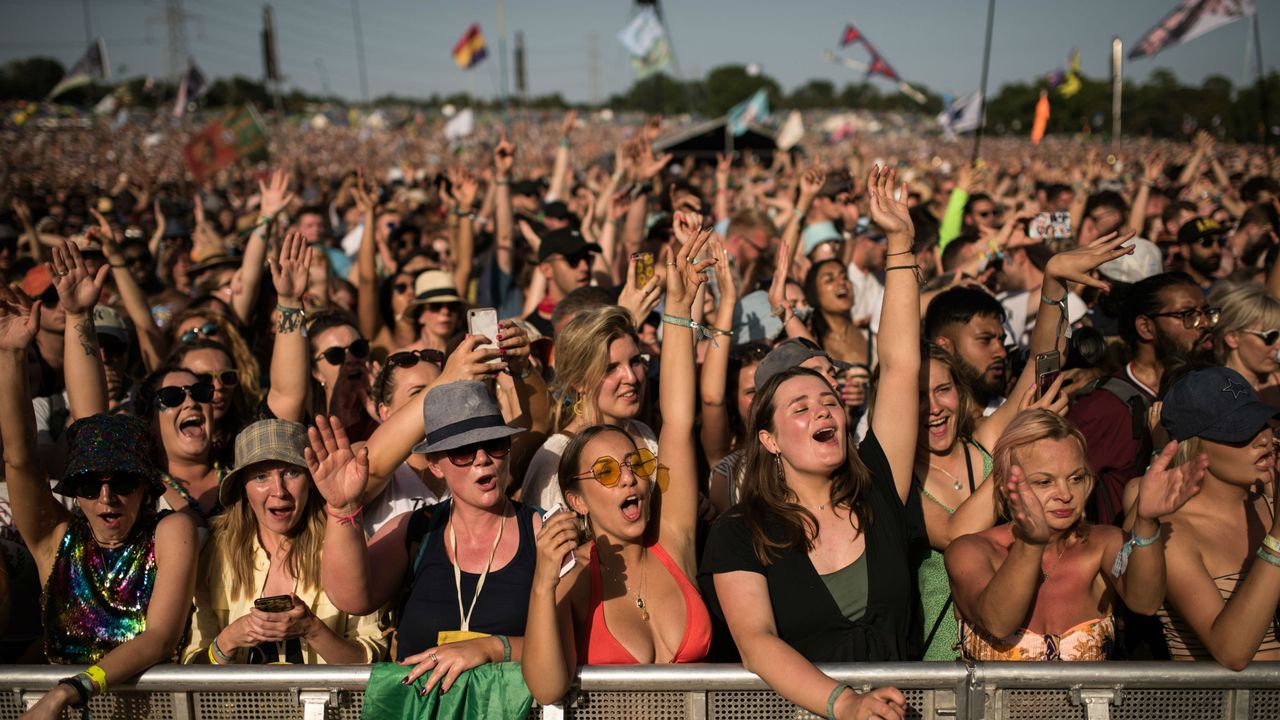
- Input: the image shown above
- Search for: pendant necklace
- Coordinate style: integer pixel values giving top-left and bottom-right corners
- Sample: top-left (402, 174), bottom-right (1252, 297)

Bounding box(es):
top-left (1040, 535), bottom-right (1070, 582)
top-left (627, 547), bottom-right (650, 621)
top-left (929, 461), bottom-right (964, 492)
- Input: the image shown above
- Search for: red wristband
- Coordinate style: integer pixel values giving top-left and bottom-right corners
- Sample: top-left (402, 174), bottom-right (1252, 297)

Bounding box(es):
top-left (325, 504), bottom-right (364, 526)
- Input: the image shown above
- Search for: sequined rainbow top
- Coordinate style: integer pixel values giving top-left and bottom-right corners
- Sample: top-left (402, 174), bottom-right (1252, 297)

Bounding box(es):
top-left (42, 514), bottom-right (159, 664)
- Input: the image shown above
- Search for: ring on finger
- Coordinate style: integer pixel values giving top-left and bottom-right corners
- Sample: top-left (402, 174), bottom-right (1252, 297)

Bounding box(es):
top-left (429, 652), bottom-right (438, 663)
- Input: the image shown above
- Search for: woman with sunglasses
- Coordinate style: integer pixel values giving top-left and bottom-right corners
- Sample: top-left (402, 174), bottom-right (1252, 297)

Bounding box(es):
top-left (170, 340), bottom-right (250, 466)
top-left (306, 310), bottom-right (377, 441)
top-left (521, 215), bottom-right (715, 705)
top-left (406, 270), bottom-right (467, 354)
top-left (349, 175), bottom-right (422, 358)
top-left (699, 168), bottom-right (917, 720)
top-left (184, 419), bottom-right (387, 666)
top-left (0, 286), bottom-right (197, 720)
top-left (1211, 282), bottom-right (1280, 403)
top-left (312, 381), bottom-right (539, 697)
top-left (169, 305), bottom-right (263, 405)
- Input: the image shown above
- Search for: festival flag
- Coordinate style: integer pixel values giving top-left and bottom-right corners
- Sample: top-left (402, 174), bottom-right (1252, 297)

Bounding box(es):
top-left (443, 108), bottom-right (475, 142)
top-left (617, 7), bottom-right (670, 79)
top-left (48, 38), bottom-right (109, 99)
top-left (727, 88), bottom-right (769, 137)
top-left (777, 110), bottom-right (805, 150)
top-left (452, 24), bottom-right (488, 69)
top-left (839, 23), bottom-right (863, 47)
top-left (937, 91), bottom-right (983, 137)
top-left (866, 52), bottom-right (900, 82)
top-left (1031, 91), bottom-right (1050, 145)
top-left (836, 21), bottom-right (901, 83)
top-left (183, 105), bottom-right (269, 179)
top-left (173, 59), bottom-right (208, 119)
top-left (1058, 49), bottom-right (1081, 98)
top-left (1130, 0), bottom-right (1254, 60)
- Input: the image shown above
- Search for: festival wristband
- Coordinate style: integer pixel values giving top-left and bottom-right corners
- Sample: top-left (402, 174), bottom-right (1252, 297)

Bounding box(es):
top-left (827, 683), bottom-right (852, 720)
top-left (1262, 533), bottom-right (1280, 555)
top-left (325, 504), bottom-right (364, 526)
top-left (210, 635), bottom-right (232, 664)
top-left (1111, 525), bottom-right (1162, 578)
top-left (82, 665), bottom-right (107, 694)
top-left (57, 677), bottom-right (90, 709)
top-left (1257, 547), bottom-right (1280, 569)
top-left (497, 634), bottom-right (511, 663)
top-left (661, 314), bottom-right (722, 347)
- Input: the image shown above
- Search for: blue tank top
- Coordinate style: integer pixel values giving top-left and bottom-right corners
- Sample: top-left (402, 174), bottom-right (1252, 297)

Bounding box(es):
top-left (395, 501), bottom-right (538, 659)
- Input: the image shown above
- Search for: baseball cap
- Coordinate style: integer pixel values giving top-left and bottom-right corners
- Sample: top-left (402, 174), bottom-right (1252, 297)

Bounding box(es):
top-left (755, 337), bottom-right (837, 390)
top-left (22, 264), bottom-right (54, 298)
top-left (92, 305), bottom-right (129, 344)
top-left (1160, 367), bottom-right (1280, 443)
top-left (801, 222), bottom-right (844, 257)
top-left (1177, 217), bottom-right (1225, 246)
top-left (1098, 237), bottom-right (1163, 284)
top-left (537, 228), bottom-right (602, 264)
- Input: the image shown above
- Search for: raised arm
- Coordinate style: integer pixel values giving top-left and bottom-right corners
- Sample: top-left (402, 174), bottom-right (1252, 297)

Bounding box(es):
top-left (1128, 154), bottom-right (1164, 236)
top-left (657, 214), bottom-right (717, 569)
top-left (265, 230), bottom-right (313, 422)
top-left (10, 198), bottom-right (46, 262)
top-left (0, 288), bottom-right (71, 564)
top-left (699, 240), bottom-right (739, 467)
top-left (351, 174), bottom-right (381, 341)
top-left (783, 166), bottom-right (824, 264)
top-left (493, 131), bottom-right (517, 276)
top-left (866, 166), bottom-right (920, 504)
top-left (449, 168), bottom-right (480, 297)
top-left (714, 152), bottom-right (733, 223)
top-left (546, 111), bottom-right (576, 202)
top-left (51, 241), bottom-right (111, 420)
top-left (233, 170), bottom-right (294, 325)
top-left (92, 212), bottom-right (165, 371)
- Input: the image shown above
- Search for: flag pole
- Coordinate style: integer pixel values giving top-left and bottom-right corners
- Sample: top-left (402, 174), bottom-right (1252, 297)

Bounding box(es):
top-left (1253, 11), bottom-right (1271, 148)
top-left (971, 0), bottom-right (995, 166)
top-left (1111, 36), bottom-right (1123, 140)
top-left (497, 0), bottom-right (510, 126)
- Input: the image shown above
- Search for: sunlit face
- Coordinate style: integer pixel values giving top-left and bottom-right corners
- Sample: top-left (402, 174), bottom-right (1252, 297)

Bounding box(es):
top-left (417, 301), bottom-right (462, 341)
top-left (1148, 284), bottom-right (1214, 355)
top-left (946, 315), bottom-right (1008, 399)
top-left (298, 212), bottom-right (325, 243)
top-left (1011, 437), bottom-right (1092, 532)
top-left (242, 461), bottom-right (311, 536)
top-left (968, 198), bottom-right (1000, 231)
top-left (1202, 426), bottom-right (1275, 487)
top-left (310, 324), bottom-right (368, 392)
top-left (566, 430), bottom-right (652, 543)
top-left (543, 252), bottom-right (593, 296)
top-left (783, 282), bottom-right (808, 312)
top-left (154, 369), bottom-right (213, 461)
top-left (814, 261), bottom-right (853, 314)
top-left (1227, 326), bottom-right (1280, 378)
top-left (74, 474), bottom-right (148, 547)
top-left (180, 347), bottom-right (237, 421)
top-left (762, 374), bottom-right (848, 477)
top-left (425, 442), bottom-right (509, 511)
top-left (921, 359), bottom-right (962, 454)
top-left (735, 363), bottom-right (759, 427)
top-left (377, 361), bottom-right (441, 421)
top-left (589, 336), bottom-right (646, 424)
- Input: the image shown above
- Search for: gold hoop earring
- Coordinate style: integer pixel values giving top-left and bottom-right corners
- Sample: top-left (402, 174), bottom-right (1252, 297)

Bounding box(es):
top-left (573, 398), bottom-right (585, 417)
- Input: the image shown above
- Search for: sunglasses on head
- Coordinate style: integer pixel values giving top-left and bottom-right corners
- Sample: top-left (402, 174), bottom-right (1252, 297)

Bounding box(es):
top-left (387, 349), bottom-right (445, 369)
top-left (1242, 329), bottom-right (1280, 346)
top-left (316, 338), bottom-right (370, 365)
top-left (573, 448), bottom-right (669, 493)
top-left (194, 370), bottom-right (239, 387)
top-left (70, 474), bottom-right (143, 499)
top-left (1198, 235), bottom-right (1227, 249)
top-left (180, 322), bottom-right (219, 343)
top-left (155, 382), bottom-right (215, 409)
top-left (445, 437), bottom-right (512, 467)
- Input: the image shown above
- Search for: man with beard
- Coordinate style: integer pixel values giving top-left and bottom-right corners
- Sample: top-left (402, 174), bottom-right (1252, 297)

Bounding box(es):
top-left (1176, 217), bottom-right (1226, 291)
top-left (1067, 272), bottom-right (1216, 526)
top-left (924, 286), bottom-right (1010, 413)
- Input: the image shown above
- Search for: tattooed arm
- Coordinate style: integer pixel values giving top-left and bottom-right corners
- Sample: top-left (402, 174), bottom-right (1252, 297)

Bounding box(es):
top-left (50, 242), bottom-right (111, 419)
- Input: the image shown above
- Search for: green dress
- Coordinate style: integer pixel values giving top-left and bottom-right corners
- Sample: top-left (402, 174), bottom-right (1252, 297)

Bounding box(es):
top-left (916, 442), bottom-right (992, 661)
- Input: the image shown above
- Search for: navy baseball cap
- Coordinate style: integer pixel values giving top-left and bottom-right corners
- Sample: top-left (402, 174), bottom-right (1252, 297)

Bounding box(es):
top-left (1160, 367), bottom-right (1280, 443)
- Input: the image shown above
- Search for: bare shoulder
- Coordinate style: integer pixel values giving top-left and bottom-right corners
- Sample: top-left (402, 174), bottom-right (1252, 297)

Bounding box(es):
top-left (945, 527), bottom-right (1002, 564)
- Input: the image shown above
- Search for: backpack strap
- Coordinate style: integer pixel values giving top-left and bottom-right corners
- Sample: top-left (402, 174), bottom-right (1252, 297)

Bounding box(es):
top-left (1096, 376), bottom-right (1152, 442)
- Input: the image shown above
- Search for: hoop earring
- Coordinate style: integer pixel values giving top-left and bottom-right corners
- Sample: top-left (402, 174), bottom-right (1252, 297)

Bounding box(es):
top-left (573, 398), bottom-right (585, 417)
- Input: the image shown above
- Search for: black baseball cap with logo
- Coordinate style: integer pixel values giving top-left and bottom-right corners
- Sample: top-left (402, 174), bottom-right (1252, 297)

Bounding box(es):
top-left (536, 228), bottom-right (602, 264)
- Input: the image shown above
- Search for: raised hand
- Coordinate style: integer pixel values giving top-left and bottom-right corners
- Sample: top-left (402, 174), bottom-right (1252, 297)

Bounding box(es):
top-left (50, 239), bottom-right (109, 315)
top-left (559, 109), bottom-right (578, 139)
top-left (494, 129), bottom-right (516, 179)
top-left (448, 167), bottom-right (480, 211)
top-left (1135, 440), bottom-right (1206, 521)
top-left (1143, 152), bottom-right (1167, 186)
top-left (866, 165), bottom-right (914, 239)
top-left (1019, 373), bottom-right (1069, 416)
top-left (798, 166), bottom-right (827, 202)
top-left (634, 141), bottom-right (673, 181)
top-left (665, 216), bottom-right (717, 313)
top-left (617, 254), bottom-right (664, 327)
top-left (1006, 465), bottom-right (1053, 545)
top-left (436, 335), bottom-right (506, 385)
top-left (710, 234), bottom-right (737, 306)
top-left (350, 169), bottom-right (378, 218)
top-left (495, 319), bottom-right (531, 377)
top-left (672, 209), bottom-right (704, 247)
top-left (0, 286), bottom-right (39, 351)
top-left (89, 209), bottom-right (124, 264)
top-left (1044, 229), bottom-right (1136, 291)
top-left (258, 169), bottom-right (296, 220)
top-left (268, 229), bottom-right (313, 303)
top-left (533, 509), bottom-right (585, 591)
top-left (304, 415), bottom-right (370, 514)
top-left (715, 152), bottom-right (733, 187)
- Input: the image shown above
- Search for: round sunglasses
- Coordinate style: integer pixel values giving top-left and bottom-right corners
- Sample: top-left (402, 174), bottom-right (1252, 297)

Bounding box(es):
top-left (445, 437), bottom-right (512, 467)
top-left (193, 370), bottom-right (239, 387)
top-left (387, 349), bottom-right (445, 369)
top-left (572, 448), bottom-right (669, 493)
top-left (69, 474), bottom-right (143, 499)
top-left (155, 382), bottom-right (215, 409)
top-left (315, 338), bottom-right (371, 366)
top-left (180, 322), bottom-right (220, 344)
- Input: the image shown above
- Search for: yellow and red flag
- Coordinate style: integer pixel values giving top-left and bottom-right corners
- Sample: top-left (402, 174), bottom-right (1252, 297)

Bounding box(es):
top-left (452, 24), bottom-right (488, 70)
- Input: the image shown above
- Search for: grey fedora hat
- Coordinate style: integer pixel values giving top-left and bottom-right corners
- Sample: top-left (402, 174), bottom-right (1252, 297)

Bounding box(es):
top-left (412, 380), bottom-right (522, 455)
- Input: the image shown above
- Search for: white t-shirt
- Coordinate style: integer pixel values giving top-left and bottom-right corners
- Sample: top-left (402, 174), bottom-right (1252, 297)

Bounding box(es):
top-left (362, 462), bottom-right (447, 536)
top-left (521, 421), bottom-right (658, 512)
top-left (998, 289), bottom-right (1087, 351)
top-left (846, 262), bottom-right (885, 334)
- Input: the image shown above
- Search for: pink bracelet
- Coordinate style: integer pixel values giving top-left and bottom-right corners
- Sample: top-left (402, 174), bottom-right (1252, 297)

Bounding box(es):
top-left (325, 504), bottom-right (364, 526)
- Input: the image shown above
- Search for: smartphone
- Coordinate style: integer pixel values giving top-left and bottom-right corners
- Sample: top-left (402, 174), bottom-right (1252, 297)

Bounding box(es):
top-left (254, 595), bottom-right (294, 613)
top-left (632, 252), bottom-right (655, 287)
top-left (542, 505), bottom-right (578, 578)
top-left (1035, 350), bottom-right (1062, 398)
top-left (467, 308), bottom-right (499, 352)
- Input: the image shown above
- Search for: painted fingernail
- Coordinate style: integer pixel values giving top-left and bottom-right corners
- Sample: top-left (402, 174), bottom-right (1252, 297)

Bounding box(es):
top-left (400, 677), bottom-right (411, 685)
top-left (418, 687), bottom-right (431, 697)
top-left (496, 333), bottom-right (503, 340)
top-left (499, 348), bottom-right (506, 355)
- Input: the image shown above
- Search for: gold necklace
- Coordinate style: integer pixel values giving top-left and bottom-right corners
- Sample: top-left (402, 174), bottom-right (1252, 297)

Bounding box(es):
top-left (625, 547), bottom-right (650, 621)
top-left (928, 459), bottom-right (964, 492)
top-left (1039, 535), bottom-right (1071, 581)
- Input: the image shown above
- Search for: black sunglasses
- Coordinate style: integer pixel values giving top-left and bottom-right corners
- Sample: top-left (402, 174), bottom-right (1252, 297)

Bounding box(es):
top-left (180, 322), bottom-right (220, 343)
top-left (446, 437), bottom-right (512, 467)
top-left (556, 251), bottom-right (593, 268)
top-left (1198, 235), bottom-right (1227, 249)
top-left (124, 253), bottom-right (150, 266)
top-left (316, 339), bottom-right (370, 365)
top-left (155, 382), bottom-right (215, 409)
top-left (387, 349), bottom-right (445, 369)
top-left (1242, 329), bottom-right (1280, 346)
top-left (194, 370), bottom-right (239, 387)
top-left (40, 286), bottom-right (60, 308)
top-left (71, 474), bottom-right (143, 499)
top-left (393, 282), bottom-right (412, 294)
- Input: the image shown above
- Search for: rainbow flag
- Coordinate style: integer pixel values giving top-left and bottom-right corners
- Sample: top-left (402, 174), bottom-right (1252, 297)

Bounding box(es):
top-left (452, 24), bottom-right (488, 69)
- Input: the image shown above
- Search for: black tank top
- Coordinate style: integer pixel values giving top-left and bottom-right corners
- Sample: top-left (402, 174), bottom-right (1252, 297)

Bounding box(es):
top-left (395, 502), bottom-right (538, 659)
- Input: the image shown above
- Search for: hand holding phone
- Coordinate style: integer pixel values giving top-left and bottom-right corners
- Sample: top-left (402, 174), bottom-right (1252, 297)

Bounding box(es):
top-left (1035, 350), bottom-right (1062, 398)
top-left (542, 505), bottom-right (579, 578)
top-left (254, 595), bottom-right (294, 613)
top-left (632, 252), bottom-right (655, 288)
top-left (467, 308), bottom-right (500, 355)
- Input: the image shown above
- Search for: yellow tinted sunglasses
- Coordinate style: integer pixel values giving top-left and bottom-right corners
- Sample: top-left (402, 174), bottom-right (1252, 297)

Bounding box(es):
top-left (574, 448), bottom-right (669, 493)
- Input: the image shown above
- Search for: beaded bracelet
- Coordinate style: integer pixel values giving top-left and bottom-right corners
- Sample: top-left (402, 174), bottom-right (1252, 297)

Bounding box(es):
top-left (827, 683), bottom-right (852, 720)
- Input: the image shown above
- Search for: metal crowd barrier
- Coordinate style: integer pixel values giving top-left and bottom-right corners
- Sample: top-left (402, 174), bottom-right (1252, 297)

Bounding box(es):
top-left (0, 662), bottom-right (1277, 720)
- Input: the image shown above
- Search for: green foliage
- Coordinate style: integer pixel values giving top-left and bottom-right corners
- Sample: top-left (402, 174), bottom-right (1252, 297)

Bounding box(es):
top-left (0, 56), bottom-right (66, 100)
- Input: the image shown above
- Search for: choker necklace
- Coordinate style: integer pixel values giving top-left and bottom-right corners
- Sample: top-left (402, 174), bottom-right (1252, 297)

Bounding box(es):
top-left (929, 461), bottom-right (964, 492)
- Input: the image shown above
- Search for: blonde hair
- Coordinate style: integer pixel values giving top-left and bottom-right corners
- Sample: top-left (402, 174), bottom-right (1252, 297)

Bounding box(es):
top-left (207, 472), bottom-right (326, 601)
top-left (550, 305), bottom-right (640, 433)
top-left (1211, 282), bottom-right (1280, 364)
top-left (990, 410), bottom-right (1093, 521)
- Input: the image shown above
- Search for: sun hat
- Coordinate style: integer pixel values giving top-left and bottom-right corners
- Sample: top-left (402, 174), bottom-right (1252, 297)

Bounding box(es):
top-left (218, 419), bottom-right (309, 507)
top-left (412, 380), bottom-right (522, 455)
top-left (54, 414), bottom-right (162, 496)
top-left (407, 270), bottom-right (464, 308)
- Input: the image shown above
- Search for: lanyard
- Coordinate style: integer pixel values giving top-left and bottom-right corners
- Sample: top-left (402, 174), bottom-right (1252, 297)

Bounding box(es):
top-left (448, 503), bottom-right (507, 633)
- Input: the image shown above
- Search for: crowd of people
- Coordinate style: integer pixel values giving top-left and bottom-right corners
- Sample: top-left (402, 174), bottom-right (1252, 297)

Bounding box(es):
top-left (0, 109), bottom-right (1278, 720)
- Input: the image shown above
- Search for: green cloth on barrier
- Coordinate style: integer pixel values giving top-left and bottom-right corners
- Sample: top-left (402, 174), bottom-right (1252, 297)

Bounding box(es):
top-left (361, 661), bottom-right (533, 720)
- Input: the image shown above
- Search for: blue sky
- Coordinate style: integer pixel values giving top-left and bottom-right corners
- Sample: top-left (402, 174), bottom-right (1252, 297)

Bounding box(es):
top-left (1, 0), bottom-right (1274, 102)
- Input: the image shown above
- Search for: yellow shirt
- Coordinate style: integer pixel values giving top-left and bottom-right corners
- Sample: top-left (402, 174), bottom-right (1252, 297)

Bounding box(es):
top-left (182, 534), bottom-right (387, 664)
